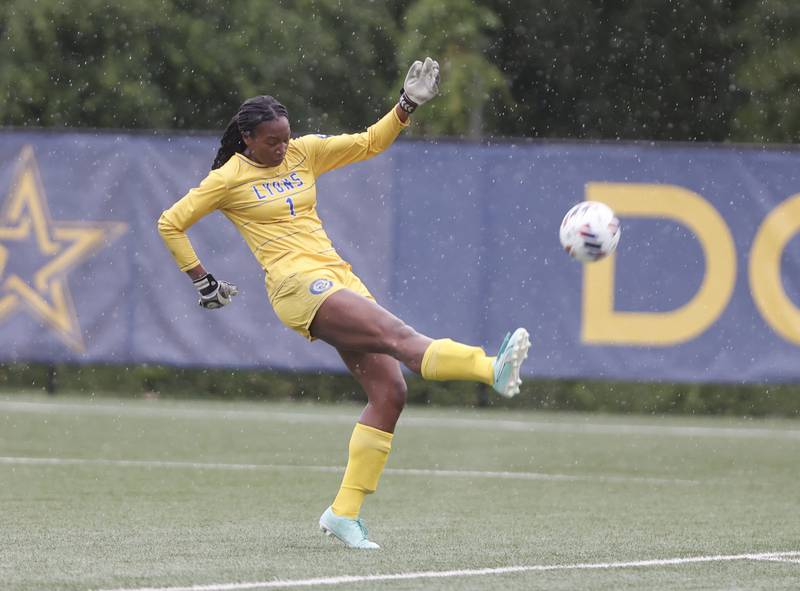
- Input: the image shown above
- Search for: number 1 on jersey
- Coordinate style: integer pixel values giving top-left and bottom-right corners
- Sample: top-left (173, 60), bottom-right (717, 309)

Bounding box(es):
top-left (285, 197), bottom-right (295, 216)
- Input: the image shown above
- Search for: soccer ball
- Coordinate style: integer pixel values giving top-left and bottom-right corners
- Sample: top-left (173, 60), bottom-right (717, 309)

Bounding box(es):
top-left (559, 201), bottom-right (621, 262)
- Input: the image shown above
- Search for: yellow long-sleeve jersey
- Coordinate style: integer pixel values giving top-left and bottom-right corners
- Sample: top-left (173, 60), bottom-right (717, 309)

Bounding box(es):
top-left (158, 108), bottom-right (408, 293)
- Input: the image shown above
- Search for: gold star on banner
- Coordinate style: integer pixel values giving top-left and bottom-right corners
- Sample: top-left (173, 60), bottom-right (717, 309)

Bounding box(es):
top-left (0, 145), bottom-right (127, 351)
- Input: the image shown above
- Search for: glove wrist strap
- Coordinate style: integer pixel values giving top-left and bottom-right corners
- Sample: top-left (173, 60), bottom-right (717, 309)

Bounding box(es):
top-left (193, 273), bottom-right (219, 297)
top-left (398, 89), bottom-right (418, 114)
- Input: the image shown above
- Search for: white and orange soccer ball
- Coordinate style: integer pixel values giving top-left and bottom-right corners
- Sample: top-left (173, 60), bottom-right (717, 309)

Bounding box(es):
top-left (559, 201), bottom-right (621, 262)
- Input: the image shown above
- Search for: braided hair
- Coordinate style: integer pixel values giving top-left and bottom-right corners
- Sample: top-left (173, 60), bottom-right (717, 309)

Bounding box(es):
top-left (212, 95), bottom-right (289, 169)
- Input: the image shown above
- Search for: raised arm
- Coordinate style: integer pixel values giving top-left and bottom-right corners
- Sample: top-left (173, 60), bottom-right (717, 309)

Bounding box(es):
top-left (308, 57), bottom-right (440, 176)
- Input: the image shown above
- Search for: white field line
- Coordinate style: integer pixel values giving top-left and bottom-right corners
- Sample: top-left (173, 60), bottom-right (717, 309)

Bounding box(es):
top-left (750, 556), bottom-right (800, 564)
top-left (0, 456), bottom-right (698, 485)
top-left (95, 551), bottom-right (800, 591)
top-left (2, 399), bottom-right (799, 440)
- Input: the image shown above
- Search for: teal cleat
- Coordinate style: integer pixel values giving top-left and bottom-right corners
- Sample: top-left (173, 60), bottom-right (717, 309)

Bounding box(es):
top-left (492, 327), bottom-right (531, 398)
top-left (319, 506), bottom-right (380, 549)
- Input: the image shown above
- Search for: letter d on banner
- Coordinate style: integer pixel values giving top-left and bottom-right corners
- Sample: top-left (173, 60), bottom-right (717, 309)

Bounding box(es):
top-left (583, 183), bottom-right (736, 345)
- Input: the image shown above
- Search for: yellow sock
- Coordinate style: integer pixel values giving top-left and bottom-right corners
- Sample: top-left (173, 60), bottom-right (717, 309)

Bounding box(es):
top-left (331, 423), bottom-right (393, 519)
top-left (420, 338), bottom-right (494, 385)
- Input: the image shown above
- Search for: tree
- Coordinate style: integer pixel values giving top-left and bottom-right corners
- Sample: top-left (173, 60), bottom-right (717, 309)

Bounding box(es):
top-left (0, 0), bottom-right (776, 143)
top-left (487, 0), bottom-right (746, 141)
top-left (0, 0), bottom-right (177, 128)
top-left (397, 0), bottom-right (512, 137)
top-left (0, 0), bottom-right (400, 133)
top-left (732, 0), bottom-right (800, 142)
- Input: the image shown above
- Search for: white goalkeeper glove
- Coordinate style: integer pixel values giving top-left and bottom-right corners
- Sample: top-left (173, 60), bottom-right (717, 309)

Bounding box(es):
top-left (193, 273), bottom-right (239, 309)
top-left (399, 56), bottom-right (440, 114)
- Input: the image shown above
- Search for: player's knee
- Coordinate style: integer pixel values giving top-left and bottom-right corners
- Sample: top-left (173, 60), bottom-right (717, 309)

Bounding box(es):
top-left (365, 373), bottom-right (406, 419)
top-left (385, 375), bottom-right (407, 413)
top-left (369, 365), bottom-right (407, 411)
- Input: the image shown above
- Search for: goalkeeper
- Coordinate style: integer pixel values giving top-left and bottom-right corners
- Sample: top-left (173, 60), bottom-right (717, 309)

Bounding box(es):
top-left (158, 57), bottom-right (530, 549)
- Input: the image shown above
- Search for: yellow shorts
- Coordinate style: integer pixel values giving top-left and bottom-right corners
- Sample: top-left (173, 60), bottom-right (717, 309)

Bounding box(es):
top-left (268, 266), bottom-right (374, 340)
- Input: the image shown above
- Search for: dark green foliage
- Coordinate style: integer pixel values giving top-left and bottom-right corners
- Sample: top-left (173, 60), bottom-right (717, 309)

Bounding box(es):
top-left (398, 0), bottom-right (511, 137)
top-left (486, 0), bottom-right (748, 140)
top-left (0, 0), bottom-right (398, 133)
top-left (1, 363), bottom-right (797, 418)
top-left (732, 0), bottom-right (800, 142)
top-left (1, 0), bottom-right (794, 141)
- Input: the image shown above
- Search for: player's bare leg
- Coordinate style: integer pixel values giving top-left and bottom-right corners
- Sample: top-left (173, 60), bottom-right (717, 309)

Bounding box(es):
top-left (313, 291), bottom-right (530, 548)
top-left (309, 289), bottom-right (431, 373)
top-left (318, 349), bottom-right (405, 549)
top-left (310, 289), bottom-right (529, 397)
top-left (338, 349), bottom-right (407, 433)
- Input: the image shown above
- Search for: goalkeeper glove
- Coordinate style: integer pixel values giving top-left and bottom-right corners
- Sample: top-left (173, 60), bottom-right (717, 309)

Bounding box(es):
top-left (399, 56), bottom-right (440, 114)
top-left (193, 273), bottom-right (239, 309)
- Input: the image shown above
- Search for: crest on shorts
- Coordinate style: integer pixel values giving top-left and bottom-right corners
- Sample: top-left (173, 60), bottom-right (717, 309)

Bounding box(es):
top-left (309, 278), bottom-right (333, 295)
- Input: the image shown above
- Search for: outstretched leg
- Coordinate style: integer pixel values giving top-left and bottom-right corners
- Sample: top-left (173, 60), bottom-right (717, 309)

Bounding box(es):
top-left (310, 289), bottom-right (431, 372)
top-left (310, 289), bottom-right (508, 389)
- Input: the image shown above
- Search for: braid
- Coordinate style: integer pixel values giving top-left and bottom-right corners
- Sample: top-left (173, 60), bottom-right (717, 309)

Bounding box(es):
top-left (212, 116), bottom-right (245, 170)
top-left (211, 95), bottom-right (289, 169)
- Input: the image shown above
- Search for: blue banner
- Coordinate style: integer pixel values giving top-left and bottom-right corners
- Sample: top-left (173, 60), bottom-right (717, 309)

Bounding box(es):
top-left (1, 131), bottom-right (799, 383)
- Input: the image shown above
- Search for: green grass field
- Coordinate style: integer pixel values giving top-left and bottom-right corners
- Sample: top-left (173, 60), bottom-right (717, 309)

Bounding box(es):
top-left (1, 393), bottom-right (799, 590)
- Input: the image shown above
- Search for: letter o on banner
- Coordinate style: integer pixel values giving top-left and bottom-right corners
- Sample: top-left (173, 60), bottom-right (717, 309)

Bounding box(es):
top-left (749, 193), bottom-right (800, 345)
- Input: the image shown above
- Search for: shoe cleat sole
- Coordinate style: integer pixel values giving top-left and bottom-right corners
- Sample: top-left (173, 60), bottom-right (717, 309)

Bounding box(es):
top-left (498, 329), bottom-right (531, 398)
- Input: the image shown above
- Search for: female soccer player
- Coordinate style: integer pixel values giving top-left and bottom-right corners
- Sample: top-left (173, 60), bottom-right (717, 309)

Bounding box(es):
top-left (158, 57), bottom-right (530, 549)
